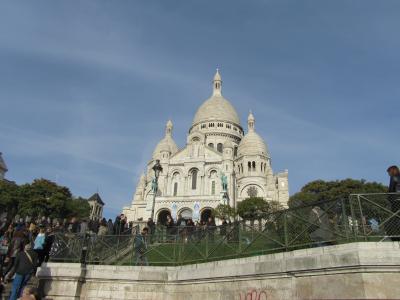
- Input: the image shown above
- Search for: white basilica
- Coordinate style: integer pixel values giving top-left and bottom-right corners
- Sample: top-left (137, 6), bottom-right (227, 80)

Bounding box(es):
top-left (123, 71), bottom-right (289, 223)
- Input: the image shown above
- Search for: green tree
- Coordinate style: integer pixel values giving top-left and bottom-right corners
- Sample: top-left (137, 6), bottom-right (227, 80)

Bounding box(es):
top-left (212, 204), bottom-right (236, 221)
top-left (0, 180), bottom-right (22, 218)
top-left (288, 179), bottom-right (387, 208)
top-left (286, 179), bottom-right (389, 245)
top-left (237, 198), bottom-right (284, 231)
top-left (67, 197), bottom-right (91, 219)
top-left (237, 198), bottom-right (283, 220)
top-left (18, 179), bottom-right (73, 218)
top-left (5, 178), bottom-right (92, 220)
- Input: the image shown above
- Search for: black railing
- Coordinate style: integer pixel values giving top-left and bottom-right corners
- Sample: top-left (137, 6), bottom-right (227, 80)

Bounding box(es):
top-left (49, 193), bottom-right (400, 266)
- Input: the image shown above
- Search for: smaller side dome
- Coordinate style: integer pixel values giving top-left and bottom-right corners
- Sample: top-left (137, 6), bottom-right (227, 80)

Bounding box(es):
top-left (238, 131), bottom-right (269, 157)
top-left (153, 120), bottom-right (179, 158)
top-left (238, 112), bottom-right (270, 157)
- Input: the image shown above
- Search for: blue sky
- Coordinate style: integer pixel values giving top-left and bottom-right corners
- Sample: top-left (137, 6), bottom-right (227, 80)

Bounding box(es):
top-left (0, 1), bottom-right (399, 219)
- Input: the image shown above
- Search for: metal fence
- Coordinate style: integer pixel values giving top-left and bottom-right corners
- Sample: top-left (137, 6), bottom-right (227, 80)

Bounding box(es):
top-left (49, 193), bottom-right (400, 266)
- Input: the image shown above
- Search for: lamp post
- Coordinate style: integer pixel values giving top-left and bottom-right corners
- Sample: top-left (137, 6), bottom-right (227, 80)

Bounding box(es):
top-left (150, 159), bottom-right (163, 221)
top-left (232, 162), bottom-right (237, 222)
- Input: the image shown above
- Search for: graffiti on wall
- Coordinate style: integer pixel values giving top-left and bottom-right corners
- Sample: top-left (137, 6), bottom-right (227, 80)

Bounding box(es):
top-left (238, 289), bottom-right (268, 300)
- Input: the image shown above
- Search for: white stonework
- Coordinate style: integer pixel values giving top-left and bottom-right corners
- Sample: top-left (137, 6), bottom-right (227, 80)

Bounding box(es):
top-left (37, 242), bottom-right (400, 300)
top-left (123, 71), bottom-right (289, 222)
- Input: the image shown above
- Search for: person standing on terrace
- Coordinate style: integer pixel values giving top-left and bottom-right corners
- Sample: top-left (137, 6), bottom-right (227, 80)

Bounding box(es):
top-left (388, 165), bottom-right (400, 193)
top-left (387, 165), bottom-right (400, 241)
top-left (134, 227), bottom-right (149, 266)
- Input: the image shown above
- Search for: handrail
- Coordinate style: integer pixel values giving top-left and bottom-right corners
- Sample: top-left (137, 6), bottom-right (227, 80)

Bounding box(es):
top-left (49, 193), bottom-right (400, 266)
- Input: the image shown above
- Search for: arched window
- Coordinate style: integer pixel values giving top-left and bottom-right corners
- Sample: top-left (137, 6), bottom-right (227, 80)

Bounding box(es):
top-left (208, 143), bottom-right (214, 149)
top-left (217, 143), bottom-right (223, 153)
top-left (191, 170), bottom-right (198, 190)
top-left (211, 181), bottom-right (215, 195)
top-left (172, 172), bottom-right (180, 196)
top-left (261, 163), bottom-right (263, 172)
top-left (234, 146), bottom-right (238, 157)
top-left (252, 161), bottom-right (256, 171)
top-left (248, 161), bottom-right (251, 172)
top-left (173, 182), bottom-right (178, 196)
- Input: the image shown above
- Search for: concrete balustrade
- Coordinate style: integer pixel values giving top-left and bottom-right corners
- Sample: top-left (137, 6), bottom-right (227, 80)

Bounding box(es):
top-left (37, 242), bottom-right (400, 300)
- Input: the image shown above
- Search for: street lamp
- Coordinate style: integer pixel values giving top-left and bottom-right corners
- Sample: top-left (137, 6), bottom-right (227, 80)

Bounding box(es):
top-left (232, 162), bottom-right (238, 221)
top-left (150, 159), bottom-right (163, 221)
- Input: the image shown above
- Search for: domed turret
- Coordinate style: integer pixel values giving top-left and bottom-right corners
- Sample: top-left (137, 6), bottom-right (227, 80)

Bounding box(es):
top-left (153, 120), bottom-right (179, 159)
top-left (238, 112), bottom-right (269, 157)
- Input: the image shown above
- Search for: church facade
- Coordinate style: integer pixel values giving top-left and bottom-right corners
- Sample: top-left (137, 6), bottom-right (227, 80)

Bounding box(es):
top-left (123, 71), bottom-right (289, 223)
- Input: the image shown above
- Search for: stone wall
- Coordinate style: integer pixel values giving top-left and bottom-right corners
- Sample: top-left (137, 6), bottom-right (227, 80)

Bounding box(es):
top-left (37, 242), bottom-right (400, 300)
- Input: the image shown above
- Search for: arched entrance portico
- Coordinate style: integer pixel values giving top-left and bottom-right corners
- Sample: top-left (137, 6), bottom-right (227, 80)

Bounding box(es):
top-left (178, 208), bottom-right (193, 220)
top-left (157, 208), bottom-right (171, 225)
top-left (200, 207), bottom-right (213, 223)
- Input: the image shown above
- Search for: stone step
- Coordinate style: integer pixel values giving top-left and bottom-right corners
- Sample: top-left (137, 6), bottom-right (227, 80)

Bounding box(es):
top-left (0, 275), bottom-right (39, 300)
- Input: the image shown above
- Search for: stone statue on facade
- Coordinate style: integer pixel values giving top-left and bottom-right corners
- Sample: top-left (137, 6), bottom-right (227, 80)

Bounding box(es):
top-left (220, 172), bottom-right (228, 192)
top-left (151, 178), bottom-right (158, 193)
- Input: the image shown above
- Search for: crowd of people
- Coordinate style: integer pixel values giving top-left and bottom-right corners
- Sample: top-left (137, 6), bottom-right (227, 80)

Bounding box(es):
top-left (0, 213), bottom-right (138, 300)
top-left (0, 218), bottom-right (51, 300)
top-left (145, 213), bottom-right (232, 243)
top-left (0, 165), bottom-right (399, 297)
top-left (163, 214), bottom-right (225, 241)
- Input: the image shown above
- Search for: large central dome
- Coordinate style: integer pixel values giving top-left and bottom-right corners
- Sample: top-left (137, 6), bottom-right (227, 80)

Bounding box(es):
top-left (192, 95), bottom-right (241, 126)
top-left (192, 70), bottom-right (241, 127)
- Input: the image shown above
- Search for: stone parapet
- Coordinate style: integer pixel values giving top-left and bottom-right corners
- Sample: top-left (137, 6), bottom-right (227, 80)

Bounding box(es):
top-left (37, 242), bottom-right (400, 300)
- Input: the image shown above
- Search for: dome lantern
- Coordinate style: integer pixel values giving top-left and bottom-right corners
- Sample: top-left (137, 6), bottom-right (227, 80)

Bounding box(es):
top-left (212, 68), bottom-right (222, 96)
top-left (248, 110), bottom-right (255, 131)
top-left (166, 119), bottom-right (173, 136)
